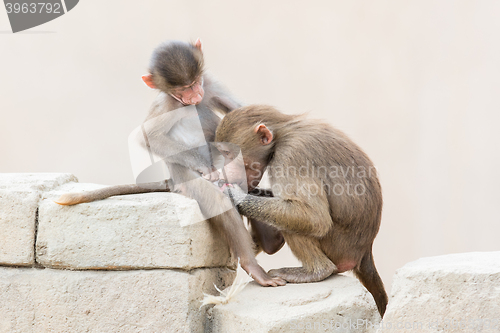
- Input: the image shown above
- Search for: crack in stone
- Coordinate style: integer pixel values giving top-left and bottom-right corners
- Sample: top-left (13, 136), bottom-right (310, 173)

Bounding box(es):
top-left (33, 207), bottom-right (43, 268)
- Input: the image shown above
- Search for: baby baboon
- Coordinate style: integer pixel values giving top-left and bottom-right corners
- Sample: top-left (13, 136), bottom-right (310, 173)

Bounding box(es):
top-left (56, 40), bottom-right (284, 285)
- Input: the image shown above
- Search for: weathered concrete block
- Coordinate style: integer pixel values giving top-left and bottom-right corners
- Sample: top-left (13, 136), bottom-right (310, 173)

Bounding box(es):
top-left (208, 275), bottom-right (381, 333)
top-left (0, 266), bottom-right (235, 333)
top-left (38, 182), bottom-right (233, 270)
top-left (0, 173), bottom-right (77, 192)
top-left (380, 252), bottom-right (500, 333)
top-left (0, 173), bottom-right (77, 266)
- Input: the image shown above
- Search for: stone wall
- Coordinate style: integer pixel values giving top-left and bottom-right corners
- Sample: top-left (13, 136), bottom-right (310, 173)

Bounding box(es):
top-left (5, 174), bottom-right (498, 332)
top-left (0, 173), bottom-right (235, 332)
top-left (5, 174), bottom-right (498, 333)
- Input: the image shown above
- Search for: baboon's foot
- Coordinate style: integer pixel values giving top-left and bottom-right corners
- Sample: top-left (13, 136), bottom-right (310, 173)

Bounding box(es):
top-left (268, 266), bottom-right (335, 283)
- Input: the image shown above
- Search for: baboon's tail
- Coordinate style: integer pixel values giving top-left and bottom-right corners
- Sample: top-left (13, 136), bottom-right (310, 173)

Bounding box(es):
top-left (354, 249), bottom-right (388, 317)
top-left (54, 182), bottom-right (170, 206)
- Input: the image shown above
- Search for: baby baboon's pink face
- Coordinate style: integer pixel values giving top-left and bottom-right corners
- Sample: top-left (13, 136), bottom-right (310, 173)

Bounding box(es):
top-left (171, 78), bottom-right (204, 105)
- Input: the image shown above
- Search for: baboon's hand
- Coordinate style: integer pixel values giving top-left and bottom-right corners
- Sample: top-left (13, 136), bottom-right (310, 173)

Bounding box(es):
top-left (198, 166), bottom-right (220, 182)
top-left (223, 183), bottom-right (247, 205)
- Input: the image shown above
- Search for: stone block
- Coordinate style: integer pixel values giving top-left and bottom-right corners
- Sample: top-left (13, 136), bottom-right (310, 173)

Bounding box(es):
top-left (0, 173), bottom-right (77, 265)
top-left (0, 266), bottom-right (235, 333)
top-left (380, 252), bottom-right (500, 332)
top-left (38, 182), bottom-right (233, 270)
top-left (208, 275), bottom-right (381, 333)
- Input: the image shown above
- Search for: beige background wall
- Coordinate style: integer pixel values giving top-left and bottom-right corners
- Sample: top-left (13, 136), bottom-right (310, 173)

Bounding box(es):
top-left (1, 0), bottom-right (499, 291)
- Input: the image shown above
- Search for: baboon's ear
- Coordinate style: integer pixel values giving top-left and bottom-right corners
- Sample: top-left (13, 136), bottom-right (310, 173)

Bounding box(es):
top-left (194, 38), bottom-right (203, 52)
top-left (254, 124), bottom-right (273, 145)
top-left (141, 74), bottom-right (156, 89)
